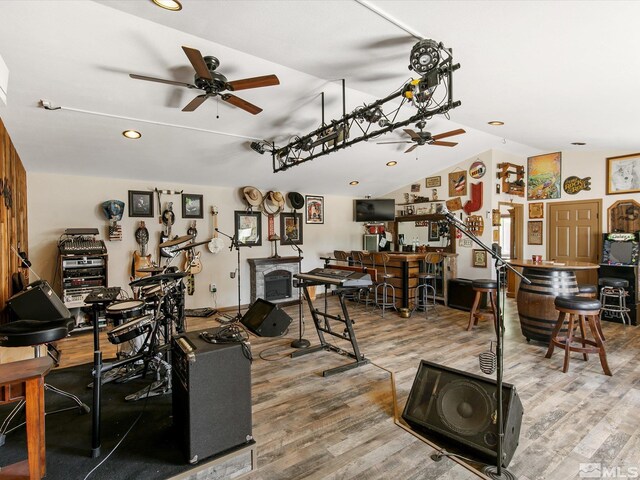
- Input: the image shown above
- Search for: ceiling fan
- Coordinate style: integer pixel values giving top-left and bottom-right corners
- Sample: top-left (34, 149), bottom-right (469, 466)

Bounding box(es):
top-left (377, 126), bottom-right (466, 153)
top-left (129, 46), bottom-right (280, 115)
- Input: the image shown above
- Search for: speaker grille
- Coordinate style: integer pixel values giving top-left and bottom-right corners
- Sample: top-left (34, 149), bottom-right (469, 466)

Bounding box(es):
top-left (436, 380), bottom-right (492, 436)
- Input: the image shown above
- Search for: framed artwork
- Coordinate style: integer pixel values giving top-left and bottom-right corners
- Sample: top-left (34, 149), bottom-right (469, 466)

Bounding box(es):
top-left (280, 212), bottom-right (303, 245)
top-left (234, 210), bottom-right (262, 247)
top-left (527, 152), bottom-right (561, 200)
top-left (426, 176), bottom-right (441, 188)
top-left (472, 249), bottom-right (487, 268)
top-left (428, 222), bottom-right (440, 241)
top-left (492, 209), bottom-right (501, 226)
top-left (606, 153), bottom-right (640, 195)
top-left (411, 183), bottom-right (421, 193)
top-left (128, 190), bottom-right (154, 218)
top-left (528, 220), bottom-right (543, 245)
top-left (493, 229), bottom-right (500, 242)
top-left (305, 195), bottom-right (324, 224)
top-left (529, 202), bottom-right (544, 219)
top-left (181, 193), bottom-right (203, 218)
top-left (607, 199), bottom-right (640, 233)
top-left (448, 171), bottom-right (467, 197)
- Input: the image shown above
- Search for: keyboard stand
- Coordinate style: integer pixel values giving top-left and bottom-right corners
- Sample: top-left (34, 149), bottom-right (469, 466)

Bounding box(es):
top-left (291, 281), bottom-right (369, 376)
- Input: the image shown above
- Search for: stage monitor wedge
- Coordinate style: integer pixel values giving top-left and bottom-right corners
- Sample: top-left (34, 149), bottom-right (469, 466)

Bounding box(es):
top-left (240, 298), bottom-right (292, 337)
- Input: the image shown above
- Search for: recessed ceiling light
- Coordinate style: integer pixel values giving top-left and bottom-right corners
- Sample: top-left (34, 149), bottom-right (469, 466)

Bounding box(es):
top-left (349, 181), bottom-right (359, 186)
top-left (122, 130), bottom-right (141, 139)
top-left (488, 121), bottom-right (504, 126)
top-left (571, 142), bottom-right (586, 146)
top-left (386, 161), bottom-right (397, 166)
top-left (151, 0), bottom-right (182, 11)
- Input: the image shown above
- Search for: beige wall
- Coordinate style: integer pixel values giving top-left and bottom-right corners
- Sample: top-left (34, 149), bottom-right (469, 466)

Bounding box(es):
top-left (27, 172), bottom-right (362, 311)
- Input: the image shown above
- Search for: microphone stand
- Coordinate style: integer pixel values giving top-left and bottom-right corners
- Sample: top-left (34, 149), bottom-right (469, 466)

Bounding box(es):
top-left (441, 208), bottom-right (529, 480)
top-left (288, 237), bottom-right (310, 349)
top-left (215, 228), bottom-right (243, 322)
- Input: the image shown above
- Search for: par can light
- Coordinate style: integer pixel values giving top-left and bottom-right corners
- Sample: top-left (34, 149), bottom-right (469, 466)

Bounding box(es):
top-left (409, 39), bottom-right (440, 75)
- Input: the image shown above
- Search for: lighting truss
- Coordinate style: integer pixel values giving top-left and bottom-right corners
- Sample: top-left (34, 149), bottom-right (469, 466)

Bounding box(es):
top-left (271, 40), bottom-right (461, 173)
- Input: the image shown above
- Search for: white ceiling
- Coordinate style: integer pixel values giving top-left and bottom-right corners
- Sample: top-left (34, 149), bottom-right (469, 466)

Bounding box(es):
top-left (0, 0), bottom-right (638, 197)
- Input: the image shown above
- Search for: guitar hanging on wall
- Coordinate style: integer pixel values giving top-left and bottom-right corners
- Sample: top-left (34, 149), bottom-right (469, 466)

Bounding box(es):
top-left (208, 206), bottom-right (224, 253)
top-left (160, 202), bottom-right (178, 259)
top-left (132, 221), bottom-right (152, 278)
top-left (184, 221), bottom-right (201, 295)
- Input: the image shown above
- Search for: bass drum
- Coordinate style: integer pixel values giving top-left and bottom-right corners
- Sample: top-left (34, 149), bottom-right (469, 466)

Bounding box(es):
top-left (105, 300), bottom-right (145, 322)
top-left (107, 315), bottom-right (154, 345)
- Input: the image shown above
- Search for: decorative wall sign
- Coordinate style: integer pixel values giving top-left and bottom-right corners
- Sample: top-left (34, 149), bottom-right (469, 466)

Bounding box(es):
top-left (496, 163), bottom-right (525, 196)
top-left (463, 182), bottom-right (483, 214)
top-left (426, 176), bottom-right (441, 188)
top-left (465, 215), bottom-right (484, 236)
top-left (606, 153), bottom-right (640, 195)
top-left (459, 238), bottom-right (472, 248)
top-left (563, 176), bottom-right (591, 195)
top-left (527, 220), bottom-right (543, 245)
top-left (492, 209), bottom-right (501, 226)
top-left (529, 202), bottom-right (544, 219)
top-left (446, 197), bottom-right (463, 211)
top-left (607, 199), bottom-right (640, 233)
top-left (469, 160), bottom-right (486, 179)
top-left (305, 195), bottom-right (324, 224)
top-left (527, 152), bottom-right (561, 200)
top-left (493, 229), bottom-right (500, 242)
top-left (411, 183), bottom-right (421, 192)
top-left (448, 170), bottom-right (467, 197)
top-left (415, 220), bottom-right (429, 227)
top-left (472, 249), bottom-right (487, 268)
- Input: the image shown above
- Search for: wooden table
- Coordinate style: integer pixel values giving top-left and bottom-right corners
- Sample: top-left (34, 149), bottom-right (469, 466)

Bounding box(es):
top-left (0, 356), bottom-right (53, 480)
top-left (508, 260), bottom-right (599, 342)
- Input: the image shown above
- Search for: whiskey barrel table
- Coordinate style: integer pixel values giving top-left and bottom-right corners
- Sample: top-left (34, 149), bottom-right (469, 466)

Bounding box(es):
top-left (508, 260), bottom-right (599, 343)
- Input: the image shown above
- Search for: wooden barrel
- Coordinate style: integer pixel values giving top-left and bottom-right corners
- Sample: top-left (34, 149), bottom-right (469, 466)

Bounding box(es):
top-left (517, 267), bottom-right (579, 343)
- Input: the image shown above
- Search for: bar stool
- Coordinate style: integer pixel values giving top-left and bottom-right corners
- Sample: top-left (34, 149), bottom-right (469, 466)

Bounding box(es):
top-left (577, 284), bottom-right (604, 339)
top-left (598, 277), bottom-right (631, 325)
top-left (413, 252), bottom-right (443, 316)
top-left (545, 295), bottom-right (611, 376)
top-left (350, 250), bottom-right (373, 308)
top-left (467, 279), bottom-right (498, 331)
top-left (333, 250), bottom-right (350, 266)
top-left (372, 252), bottom-right (396, 317)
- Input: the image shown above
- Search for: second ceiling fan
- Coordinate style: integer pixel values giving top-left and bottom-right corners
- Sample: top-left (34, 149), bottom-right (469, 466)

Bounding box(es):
top-left (378, 126), bottom-right (466, 153)
top-left (129, 46), bottom-right (280, 115)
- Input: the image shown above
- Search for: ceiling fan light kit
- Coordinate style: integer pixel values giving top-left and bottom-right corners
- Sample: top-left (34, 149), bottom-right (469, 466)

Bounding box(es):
top-left (270, 38), bottom-right (461, 173)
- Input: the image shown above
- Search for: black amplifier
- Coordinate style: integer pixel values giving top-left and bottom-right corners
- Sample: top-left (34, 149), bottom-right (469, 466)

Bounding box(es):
top-left (172, 329), bottom-right (252, 464)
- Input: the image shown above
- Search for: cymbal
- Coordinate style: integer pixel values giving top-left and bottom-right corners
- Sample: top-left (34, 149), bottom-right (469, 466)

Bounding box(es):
top-left (129, 272), bottom-right (187, 287)
top-left (172, 239), bottom-right (212, 252)
top-left (136, 266), bottom-right (164, 273)
top-left (159, 234), bottom-right (194, 248)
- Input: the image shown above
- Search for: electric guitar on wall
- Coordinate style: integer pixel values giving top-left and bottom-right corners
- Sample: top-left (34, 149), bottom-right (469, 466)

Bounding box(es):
top-left (132, 221), bottom-right (152, 278)
top-left (184, 221), bottom-right (202, 274)
top-left (160, 202), bottom-right (178, 258)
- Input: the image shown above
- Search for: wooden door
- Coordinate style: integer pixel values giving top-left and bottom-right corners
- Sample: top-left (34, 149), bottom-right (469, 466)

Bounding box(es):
top-left (548, 200), bottom-right (601, 284)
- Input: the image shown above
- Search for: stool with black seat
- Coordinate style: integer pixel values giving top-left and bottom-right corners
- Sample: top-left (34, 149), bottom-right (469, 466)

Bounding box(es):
top-left (372, 252), bottom-right (396, 317)
top-left (0, 317), bottom-right (90, 445)
top-left (577, 284), bottom-right (603, 339)
top-left (350, 250), bottom-right (372, 309)
top-left (598, 277), bottom-right (631, 325)
top-left (467, 279), bottom-right (498, 331)
top-left (545, 295), bottom-right (611, 375)
top-left (413, 252), bottom-right (443, 316)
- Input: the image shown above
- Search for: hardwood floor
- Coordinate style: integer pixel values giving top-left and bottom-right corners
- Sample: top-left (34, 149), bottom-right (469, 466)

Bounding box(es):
top-left (55, 296), bottom-right (640, 479)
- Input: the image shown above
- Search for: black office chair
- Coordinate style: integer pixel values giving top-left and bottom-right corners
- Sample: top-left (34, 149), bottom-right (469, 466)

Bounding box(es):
top-left (0, 282), bottom-right (89, 446)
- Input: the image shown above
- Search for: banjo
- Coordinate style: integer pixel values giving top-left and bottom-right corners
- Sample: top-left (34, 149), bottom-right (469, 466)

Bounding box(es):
top-left (208, 206), bottom-right (224, 254)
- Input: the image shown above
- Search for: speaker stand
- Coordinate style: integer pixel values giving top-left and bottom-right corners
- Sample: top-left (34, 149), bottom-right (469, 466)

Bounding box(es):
top-left (481, 465), bottom-right (517, 480)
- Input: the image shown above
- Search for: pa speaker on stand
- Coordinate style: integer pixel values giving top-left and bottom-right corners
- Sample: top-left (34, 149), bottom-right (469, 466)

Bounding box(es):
top-left (402, 360), bottom-right (523, 469)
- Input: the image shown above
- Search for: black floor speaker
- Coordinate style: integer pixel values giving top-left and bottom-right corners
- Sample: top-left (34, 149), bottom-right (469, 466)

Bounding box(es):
top-left (402, 360), bottom-right (523, 467)
top-left (172, 329), bottom-right (252, 464)
top-left (7, 280), bottom-right (70, 321)
top-left (240, 298), bottom-right (292, 337)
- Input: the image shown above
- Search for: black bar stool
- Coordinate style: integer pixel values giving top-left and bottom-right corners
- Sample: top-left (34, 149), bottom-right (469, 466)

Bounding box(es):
top-left (545, 295), bottom-right (611, 376)
top-left (467, 279), bottom-right (498, 331)
top-left (372, 252), bottom-right (396, 317)
top-left (413, 252), bottom-right (442, 316)
top-left (598, 277), bottom-right (631, 325)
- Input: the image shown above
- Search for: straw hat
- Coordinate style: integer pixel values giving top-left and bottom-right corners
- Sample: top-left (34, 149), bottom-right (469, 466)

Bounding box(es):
top-left (287, 192), bottom-right (304, 210)
top-left (243, 186), bottom-right (263, 206)
top-left (267, 191), bottom-right (285, 208)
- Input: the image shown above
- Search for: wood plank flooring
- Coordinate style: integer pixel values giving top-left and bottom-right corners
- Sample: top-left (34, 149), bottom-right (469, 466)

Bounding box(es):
top-left (54, 296), bottom-right (640, 480)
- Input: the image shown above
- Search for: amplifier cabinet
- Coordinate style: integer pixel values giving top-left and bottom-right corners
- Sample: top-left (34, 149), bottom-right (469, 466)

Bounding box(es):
top-left (598, 264), bottom-right (639, 325)
top-left (172, 329), bottom-right (252, 464)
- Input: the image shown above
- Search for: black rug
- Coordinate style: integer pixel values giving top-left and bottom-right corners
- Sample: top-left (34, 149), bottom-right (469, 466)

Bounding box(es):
top-left (0, 363), bottom-right (206, 480)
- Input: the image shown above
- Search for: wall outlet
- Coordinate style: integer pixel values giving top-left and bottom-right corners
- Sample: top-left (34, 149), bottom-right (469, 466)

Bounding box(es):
top-left (209, 283), bottom-right (217, 293)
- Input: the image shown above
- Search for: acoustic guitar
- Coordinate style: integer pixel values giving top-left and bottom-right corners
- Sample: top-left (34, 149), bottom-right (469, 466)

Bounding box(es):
top-left (208, 206), bottom-right (224, 253)
top-left (132, 221), bottom-right (152, 278)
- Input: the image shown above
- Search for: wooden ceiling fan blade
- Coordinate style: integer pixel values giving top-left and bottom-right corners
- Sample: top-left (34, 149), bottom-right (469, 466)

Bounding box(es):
top-left (431, 140), bottom-right (457, 147)
top-left (182, 46), bottom-right (212, 80)
top-left (129, 74), bottom-right (195, 89)
top-left (432, 128), bottom-right (466, 140)
top-left (403, 129), bottom-right (421, 141)
top-left (222, 94), bottom-right (262, 115)
top-left (226, 74), bottom-right (280, 91)
top-left (182, 94), bottom-right (208, 112)
top-left (405, 144), bottom-right (419, 153)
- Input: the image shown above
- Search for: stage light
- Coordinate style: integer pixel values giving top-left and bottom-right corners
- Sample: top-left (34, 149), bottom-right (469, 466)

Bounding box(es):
top-left (409, 39), bottom-right (440, 76)
top-left (250, 141), bottom-right (266, 154)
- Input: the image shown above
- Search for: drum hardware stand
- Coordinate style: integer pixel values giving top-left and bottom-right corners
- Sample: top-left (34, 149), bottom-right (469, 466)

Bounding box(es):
top-left (125, 352), bottom-right (172, 401)
top-left (215, 227), bottom-right (244, 322)
top-left (288, 240), bottom-right (309, 349)
top-left (441, 207), bottom-right (528, 479)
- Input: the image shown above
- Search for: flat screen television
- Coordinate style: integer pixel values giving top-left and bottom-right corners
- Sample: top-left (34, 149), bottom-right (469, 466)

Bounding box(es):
top-left (354, 199), bottom-right (395, 222)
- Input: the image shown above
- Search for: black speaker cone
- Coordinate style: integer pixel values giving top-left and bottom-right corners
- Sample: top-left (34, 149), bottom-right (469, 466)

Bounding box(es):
top-left (436, 380), bottom-right (492, 436)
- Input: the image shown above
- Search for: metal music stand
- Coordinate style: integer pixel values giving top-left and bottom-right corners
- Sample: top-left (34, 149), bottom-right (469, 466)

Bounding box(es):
top-left (441, 207), bottom-right (529, 479)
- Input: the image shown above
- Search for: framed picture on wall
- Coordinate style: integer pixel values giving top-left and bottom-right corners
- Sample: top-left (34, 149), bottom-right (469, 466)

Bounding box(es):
top-left (527, 220), bottom-right (543, 245)
top-left (527, 152), bottom-right (561, 200)
top-left (181, 193), bottom-right (203, 218)
top-left (529, 202), bottom-right (544, 219)
top-left (280, 212), bottom-right (303, 245)
top-left (448, 170), bottom-right (467, 197)
top-left (472, 249), bottom-right (487, 268)
top-left (305, 195), bottom-right (324, 224)
top-left (234, 210), bottom-right (262, 246)
top-left (606, 153), bottom-right (640, 195)
top-left (128, 190), bottom-right (154, 218)
top-left (428, 222), bottom-right (440, 241)
top-left (426, 176), bottom-right (441, 188)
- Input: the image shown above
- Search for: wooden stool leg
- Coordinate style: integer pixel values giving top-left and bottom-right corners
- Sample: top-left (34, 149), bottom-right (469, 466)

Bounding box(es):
top-left (562, 314), bottom-right (576, 373)
top-left (578, 315), bottom-right (589, 361)
top-left (588, 315), bottom-right (612, 376)
top-left (545, 311), bottom-right (566, 359)
top-left (467, 291), bottom-right (482, 331)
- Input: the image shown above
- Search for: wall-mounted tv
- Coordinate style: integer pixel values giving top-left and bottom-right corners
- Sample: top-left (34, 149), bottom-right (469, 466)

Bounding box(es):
top-left (354, 199), bottom-right (395, 222)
